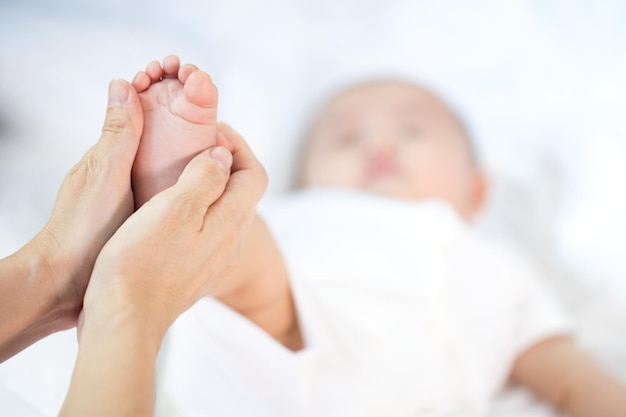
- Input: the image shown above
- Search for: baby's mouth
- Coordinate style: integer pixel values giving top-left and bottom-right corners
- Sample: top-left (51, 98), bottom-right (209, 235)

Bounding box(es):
top-left (367, 159), bottom-right (398, 178)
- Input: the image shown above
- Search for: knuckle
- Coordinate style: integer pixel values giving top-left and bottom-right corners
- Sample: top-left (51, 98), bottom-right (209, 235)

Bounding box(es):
top-left (194, 157), bottom-right (230, 194)
top-left (185, 193), bottom-right (212, 217)
top-left (84, 150), bottom-right (113, 184)
top-left (84, 152), bottom-right (103, 176)
top-left (212, 201), bottom-right (239, 226)
top-left (66, 162), bottom-right (87, 190)
top-left (101, 110), bottom-right (128, 136)
top-left (205, 157), bottom-right (230, 182)
top-left (67, 149), bottom-right (106, 190)
top-left (167, 192), bottom-right (207, 227)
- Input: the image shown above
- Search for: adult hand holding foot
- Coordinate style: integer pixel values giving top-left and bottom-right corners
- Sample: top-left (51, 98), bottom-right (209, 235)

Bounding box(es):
top-left (58, 56), bottom-right (267, 417)
top-left (1, 55), bottom-right (267, 416)
top-left (59, 123), bottom-right (266, 417)
top-left (0, 79), bottom-right (143, 362)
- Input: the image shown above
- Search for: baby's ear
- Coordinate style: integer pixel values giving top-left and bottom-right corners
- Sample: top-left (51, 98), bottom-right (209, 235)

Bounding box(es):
top-left (468, 170), bottom-right (488, 219)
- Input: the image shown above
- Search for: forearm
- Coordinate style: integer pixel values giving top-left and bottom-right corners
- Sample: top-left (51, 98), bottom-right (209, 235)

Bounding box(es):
top-left (559, 355), bottom-right (626, 417)
top-left (215, 215), bottom-right (302, 350)
top-left (0, 236), bottom-right (77, 362)
top-left (59, 307), bottom-right (164, 417)
top-left (512, 337), bottom-right (626, 417)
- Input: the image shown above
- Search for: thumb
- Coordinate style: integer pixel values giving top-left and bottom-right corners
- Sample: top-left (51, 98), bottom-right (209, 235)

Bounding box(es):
top-left (170, 146), bottom-right (233, 209)
top-left (94, 79), bottom-right (144, 168)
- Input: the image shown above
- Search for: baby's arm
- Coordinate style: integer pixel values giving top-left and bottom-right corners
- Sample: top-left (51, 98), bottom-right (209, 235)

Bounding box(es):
top-left (206, 126), bottom-right (301, 351)
top-left (213, 212), bottom-right (303, 351)
top-left (511, 336), bottom-right (626, 417)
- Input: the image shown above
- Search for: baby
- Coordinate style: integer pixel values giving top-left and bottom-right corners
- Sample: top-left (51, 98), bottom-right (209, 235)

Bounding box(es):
top-left (130, 56), bottom-right (626, 417)
top-left (296, 79), bottom-right (484, 218)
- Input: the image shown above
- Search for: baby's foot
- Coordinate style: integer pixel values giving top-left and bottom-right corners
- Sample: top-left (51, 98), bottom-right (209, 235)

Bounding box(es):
top-left (131, 55), bottom-right (218, 208)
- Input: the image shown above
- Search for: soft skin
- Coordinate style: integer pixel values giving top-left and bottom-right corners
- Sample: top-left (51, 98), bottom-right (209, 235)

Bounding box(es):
top-left (299, 80), bottom-right (486, 219)
top-left (60, 122), bottom-right (267, 417)
top-left (0, 61), bottom-right (267, 417)
top-left (0, 78), bottom-right (144, 362)
top-left (58, 57), bottom-right (269, 417)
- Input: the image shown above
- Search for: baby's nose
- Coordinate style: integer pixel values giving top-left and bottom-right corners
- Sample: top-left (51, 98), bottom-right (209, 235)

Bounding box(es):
top-left (365, 134), bottom-right (397, 159)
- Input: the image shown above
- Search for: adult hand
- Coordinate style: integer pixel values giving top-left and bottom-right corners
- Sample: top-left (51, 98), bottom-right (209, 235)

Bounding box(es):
top-left (82, 122), bottom-right (267, 339)
top-left (42, 79), bottom-right (144, 315)
top-left (0, 79), bottom-right (143, 361)
top-left (60, 124), bottom-right (267, 417)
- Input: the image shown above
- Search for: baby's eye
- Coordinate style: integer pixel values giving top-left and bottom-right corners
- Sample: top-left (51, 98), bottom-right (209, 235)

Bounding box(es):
top-left (333, 130), bottom-right (361, 148)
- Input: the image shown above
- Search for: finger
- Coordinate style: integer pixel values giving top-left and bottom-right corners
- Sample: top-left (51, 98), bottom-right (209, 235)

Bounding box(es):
top-left (167, 146), bottom-right (233, 214)
top-left (92, 79), bottom-right (144, 170)
top-left (215, 130), bottom-right (234, 152)
top-left (202, 124), bottom-right (267, 229)
top-left (217, 123), bottom-right (265, 179)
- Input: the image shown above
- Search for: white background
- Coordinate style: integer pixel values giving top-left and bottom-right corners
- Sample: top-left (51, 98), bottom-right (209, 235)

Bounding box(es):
top-left (1, 0), bottom-right (625, 283)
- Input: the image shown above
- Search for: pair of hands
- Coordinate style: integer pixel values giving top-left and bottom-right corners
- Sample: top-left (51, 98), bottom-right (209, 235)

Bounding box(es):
top-left (42, 79), bottom-right (266, 341)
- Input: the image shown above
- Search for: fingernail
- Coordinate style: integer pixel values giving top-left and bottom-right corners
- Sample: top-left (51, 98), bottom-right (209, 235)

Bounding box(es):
top-left (210, 146), bottom-right (233, 172)
top-left (108, 79), bottom-right (129, 107)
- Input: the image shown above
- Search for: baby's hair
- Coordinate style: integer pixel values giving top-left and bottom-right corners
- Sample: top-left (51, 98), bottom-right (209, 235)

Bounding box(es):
top-left (291, 78), bottom-right (480, 189)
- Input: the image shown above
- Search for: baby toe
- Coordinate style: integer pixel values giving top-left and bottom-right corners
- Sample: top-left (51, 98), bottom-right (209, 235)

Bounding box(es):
top-left (162, 55), bottom-right (181, 78)
top-left (132, 71), bottom-right (151, 92)
top-left (145, 60), bottom-right (163, 82)
top-left (183, 70), bottom-right (217, 108)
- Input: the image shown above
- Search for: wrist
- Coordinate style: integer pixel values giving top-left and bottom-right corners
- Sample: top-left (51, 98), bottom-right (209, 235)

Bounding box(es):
top-left (81, 298), bottom-right (168, 353)
top-left (25, 230), bottom-right (84, 323)
top-left (17, 240), bottom-right (80, 324)
top-left (82, 277), bottom-right (175, 347)
top-left (0, 238), bottom-right (80, 361)
top-left (62, 301), bottom-right (162, 417)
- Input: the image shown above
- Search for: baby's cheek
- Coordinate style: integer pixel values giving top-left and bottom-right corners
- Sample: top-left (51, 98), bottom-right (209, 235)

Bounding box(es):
top-left (306, 154), bottom-right (356, 187)
top-left (335, 156), bottom-right (365, 187)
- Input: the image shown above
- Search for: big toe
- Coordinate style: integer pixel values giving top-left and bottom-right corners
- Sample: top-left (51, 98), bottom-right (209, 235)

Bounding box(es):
top-left (183, 69), bottom-right (217, 109)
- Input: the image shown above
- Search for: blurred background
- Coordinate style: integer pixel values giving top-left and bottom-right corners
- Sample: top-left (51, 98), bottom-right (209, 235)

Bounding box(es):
top-left (0, 0), bottom-right (625, 412)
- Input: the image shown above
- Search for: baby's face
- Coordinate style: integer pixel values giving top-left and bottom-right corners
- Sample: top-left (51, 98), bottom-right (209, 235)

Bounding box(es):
top-left (300, 81), bottom-right (485, 219)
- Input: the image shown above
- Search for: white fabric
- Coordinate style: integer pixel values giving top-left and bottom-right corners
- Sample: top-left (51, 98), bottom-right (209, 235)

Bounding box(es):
top-left (0, 330), bottom-right (77, 417)
top-left (156, 189), bottom-right (572, 417)
top-left (155, 295), bottom-right (317, 417)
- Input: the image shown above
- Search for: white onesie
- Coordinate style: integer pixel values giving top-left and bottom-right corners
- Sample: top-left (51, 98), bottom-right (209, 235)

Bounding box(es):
top-left (155, 189), bottom-right (572, 417)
